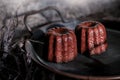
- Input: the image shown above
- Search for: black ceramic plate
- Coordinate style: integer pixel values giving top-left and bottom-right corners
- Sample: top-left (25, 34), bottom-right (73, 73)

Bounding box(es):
top-left (25, 28), bottom-right (120, 80)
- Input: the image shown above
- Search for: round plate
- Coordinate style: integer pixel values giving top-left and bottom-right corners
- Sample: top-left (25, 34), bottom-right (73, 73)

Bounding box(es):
top-left (25, 29), bottom-right (120, 80)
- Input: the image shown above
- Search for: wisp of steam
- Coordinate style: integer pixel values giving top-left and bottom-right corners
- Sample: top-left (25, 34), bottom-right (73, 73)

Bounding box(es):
top-left (0, 0), bottom-right (118, 17)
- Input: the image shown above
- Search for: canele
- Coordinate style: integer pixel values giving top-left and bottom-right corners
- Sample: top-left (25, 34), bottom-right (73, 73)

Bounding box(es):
top-left (75, 21), bottom-right (108, 55)
top-left (46, 27), bottom-right (77, 63)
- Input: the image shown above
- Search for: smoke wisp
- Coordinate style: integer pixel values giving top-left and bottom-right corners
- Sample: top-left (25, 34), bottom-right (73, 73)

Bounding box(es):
top-left (0, 0), bottom-right (118, 17)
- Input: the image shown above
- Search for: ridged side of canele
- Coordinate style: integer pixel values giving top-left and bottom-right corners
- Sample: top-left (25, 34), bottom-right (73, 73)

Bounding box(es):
top-left (75, 21), bottom-right (108, 55)
top-left (46, 27), bottom-right (77, 63)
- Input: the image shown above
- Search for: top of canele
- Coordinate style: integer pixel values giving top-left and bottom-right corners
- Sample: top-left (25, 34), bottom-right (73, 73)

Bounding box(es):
top-left (88, 22), bottom-right (97, 27)
top-left (48, 27), bottom-right (69, 35)
top-left (78, 21), bottom-right (99, 28)
top-left (56, 28), bottom-right (69, 34)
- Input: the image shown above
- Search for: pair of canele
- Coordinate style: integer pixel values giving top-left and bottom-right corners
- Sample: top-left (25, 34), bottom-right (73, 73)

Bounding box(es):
top-left (45, 21), bottom-right (108, 63)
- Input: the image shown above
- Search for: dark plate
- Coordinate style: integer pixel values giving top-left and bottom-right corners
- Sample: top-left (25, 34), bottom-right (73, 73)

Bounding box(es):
top-left (25, 28), bottom-right (120, 80)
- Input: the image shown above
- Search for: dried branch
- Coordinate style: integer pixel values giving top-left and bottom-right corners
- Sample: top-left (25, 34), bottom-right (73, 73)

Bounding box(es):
top-left (0, 12), bottom-right (18, 53)
top-left (24, 6), bottom-right (66, 35)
